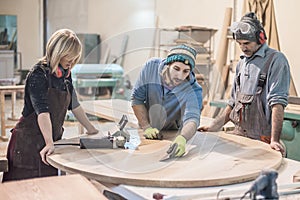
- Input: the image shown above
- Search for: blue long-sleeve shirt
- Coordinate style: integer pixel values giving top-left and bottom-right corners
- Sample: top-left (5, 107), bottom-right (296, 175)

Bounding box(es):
top-left (131, 58), bottom-right (202, 129)
top-left (228, 43), bottom-right (290, 123)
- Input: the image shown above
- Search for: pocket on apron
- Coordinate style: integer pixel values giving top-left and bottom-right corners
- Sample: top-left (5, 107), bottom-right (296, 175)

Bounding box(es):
top-left (239, 94), bottom-right (254, 104)
top-left (229, 103), bottom-right (243, 124)
top-left (12, 129), bottom-right (44, 169)
top-left (237, 94), bottom-right (254, 125)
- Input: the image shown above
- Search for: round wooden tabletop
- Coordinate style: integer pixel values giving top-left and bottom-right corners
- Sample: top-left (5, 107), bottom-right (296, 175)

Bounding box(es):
top-left (48, 128), bottom-right (282, 188)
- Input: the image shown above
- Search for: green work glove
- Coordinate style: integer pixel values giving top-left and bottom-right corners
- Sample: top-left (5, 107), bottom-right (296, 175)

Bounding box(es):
top-left (172, 135), bottom-right (187, 157)
top-left (144, 127), bottom-right (160, 140)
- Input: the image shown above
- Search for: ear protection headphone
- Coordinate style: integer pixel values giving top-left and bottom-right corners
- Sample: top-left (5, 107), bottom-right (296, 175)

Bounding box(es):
top-left (56, 65), bottom-right (70, 78)
top-left (258, 30), bottom-right (266, 44)
top-left (246, 19), bottom-right (267, 45)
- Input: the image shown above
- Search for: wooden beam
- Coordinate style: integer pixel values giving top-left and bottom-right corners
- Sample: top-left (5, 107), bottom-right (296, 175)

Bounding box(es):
top-left (202, 7), bottom-right (232, 117)
top-left (288, 96), bottom-right (300, 105)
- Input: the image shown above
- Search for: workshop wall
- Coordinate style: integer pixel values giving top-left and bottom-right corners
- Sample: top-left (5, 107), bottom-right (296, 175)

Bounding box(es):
top-left (45, 0), bottom-right (234, 85)
top-left (0, 0), bottom-right (299, 94)
top-left (275, 0), bottom-right (300, 95)
top-left (87, 0), bottom-right (156, 84)
top-left (0, 0), bottom-right (42, 71)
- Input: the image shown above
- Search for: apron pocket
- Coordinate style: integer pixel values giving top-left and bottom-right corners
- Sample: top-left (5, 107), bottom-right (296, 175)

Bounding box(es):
top-left (239, 94), bottom-right (254, 104)
top-left (229, 103), bottom-right (243, 124)
top-left (12, 130), bottom-right (44, 169)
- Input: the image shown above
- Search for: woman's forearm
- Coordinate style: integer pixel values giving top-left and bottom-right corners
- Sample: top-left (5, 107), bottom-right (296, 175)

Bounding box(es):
top-left (37, 112), bottom-right (53, 145)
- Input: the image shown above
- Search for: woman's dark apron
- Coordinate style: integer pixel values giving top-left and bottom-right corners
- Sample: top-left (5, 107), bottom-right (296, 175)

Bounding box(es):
top-left (3, 76), bottom-right (71, 181)
top-left (228, 53), bottom-right (275, 144)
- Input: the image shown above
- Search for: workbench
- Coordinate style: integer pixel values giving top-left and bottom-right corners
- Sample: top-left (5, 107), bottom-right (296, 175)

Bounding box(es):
top-left (47, 99), bottom-right (300, 199)
top-left (210, 98), bottom-right (300, 161)
top-left (79, 99), bottom-right (235, 130)
top-left (115, 158), bottom-right (300, 199)
top-left (0, 85), bottom-right (24, 141)
top-left (209, 98), bottom-right (300, 120)
top-left (48, 126), bottom-right (282, 187)
top-left (0, 174), bottom-right (107, 200)
top-left (0, 85), bottom-right (24, 172)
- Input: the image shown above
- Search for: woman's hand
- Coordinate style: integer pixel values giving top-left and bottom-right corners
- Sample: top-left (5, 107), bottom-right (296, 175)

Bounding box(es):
top-left (40, 143), bottom-right (55, 165)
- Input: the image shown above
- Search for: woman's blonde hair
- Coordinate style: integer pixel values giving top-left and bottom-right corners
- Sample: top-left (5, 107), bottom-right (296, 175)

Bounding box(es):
top-left (40, 29), bottom-right (82, 75)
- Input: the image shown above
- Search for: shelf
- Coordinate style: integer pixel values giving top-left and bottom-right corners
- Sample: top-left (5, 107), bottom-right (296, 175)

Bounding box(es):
top-left (158, 26), bottom-right (217, 58)
top-left (158, 26), bottom-right (218, 99)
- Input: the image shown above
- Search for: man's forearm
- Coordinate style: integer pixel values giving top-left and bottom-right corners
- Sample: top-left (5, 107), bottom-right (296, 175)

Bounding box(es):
top-left (132, 104), bottom-right (150, 130)
top-left (271, 104), bottom-right (284, 142)
top-left (180, 121), bottom-right (197, 141)
top-left (209, 105), bottom-right (232, 131)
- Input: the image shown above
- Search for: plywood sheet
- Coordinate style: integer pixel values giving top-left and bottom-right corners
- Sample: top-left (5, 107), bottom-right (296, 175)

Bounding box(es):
top-left (80, 99), bottom-right (139, 128)
top-left (48, 130), bottom-right (282, 188)
top-left (0, 174), bottom-right (107, 200)
top-left (284, 104), bottom-right (300, 120)
top-left (286, 104), bottom-right (300, 113)
top-left (80, 99), bottom-right (233, 129)
top-left (293, 170), bottom-right (300, 182)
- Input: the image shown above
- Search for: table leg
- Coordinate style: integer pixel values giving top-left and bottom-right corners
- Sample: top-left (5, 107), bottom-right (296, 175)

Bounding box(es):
top-left (0, 92), bottom-right (8, 141)
top-left (7, 91), bottom-right (18, 121)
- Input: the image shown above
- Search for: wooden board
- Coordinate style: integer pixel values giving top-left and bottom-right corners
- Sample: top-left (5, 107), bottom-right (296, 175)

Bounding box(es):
top-left (284, 104), bottom-right (300, 120)
top-left (0, 174), bottom-right (107, 200)
top-left (80, 99), bottom-right (139, 128)
top-left (0, 85), bottom-right (25, 140)
top-left (69, 99), bottom-right (282, 187)
top-left (48, 129), bottom-right (282, 188)
top-left (80, 99), bottom-right (234, 129)
top-left (293, 170), bottom-right (300, 182)
top-left (286, 104), bottom-right (300, 113)
top-left (202, 8), bottom-right (232, 117)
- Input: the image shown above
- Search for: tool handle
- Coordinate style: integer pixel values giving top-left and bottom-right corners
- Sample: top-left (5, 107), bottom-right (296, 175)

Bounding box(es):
top-left (167, 143), bottom-right (178, 158)
top-left (118, 115), bottom-right (128, 130)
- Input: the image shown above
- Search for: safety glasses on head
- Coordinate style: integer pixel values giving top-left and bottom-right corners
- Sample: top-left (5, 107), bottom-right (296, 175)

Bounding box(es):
top-left (230, 21), bottom-right (253, 34)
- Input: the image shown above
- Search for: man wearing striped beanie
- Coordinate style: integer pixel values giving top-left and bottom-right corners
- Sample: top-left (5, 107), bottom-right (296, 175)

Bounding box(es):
top-left (131, 44), bottom-right (203, 158)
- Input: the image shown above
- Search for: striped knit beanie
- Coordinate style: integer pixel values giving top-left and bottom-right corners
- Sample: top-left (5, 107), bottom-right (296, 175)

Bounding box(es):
top-left (165, 44), bottom-right (197, 70)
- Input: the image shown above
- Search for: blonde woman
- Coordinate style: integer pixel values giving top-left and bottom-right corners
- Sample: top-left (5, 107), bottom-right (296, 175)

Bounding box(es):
top-left (3, 29), bottom-right (98, 181)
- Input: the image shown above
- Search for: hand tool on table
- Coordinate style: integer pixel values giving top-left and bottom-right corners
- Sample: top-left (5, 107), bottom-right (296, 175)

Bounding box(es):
top-left (79, 114), bottom-right (130, 149)
top-left (159, 134), bottom-right (187, 161)
top-left (151, 169), bottom-right (300, 200)
top-left (240, 169), bottom-right (279, 200)
top-left (159, 143), bottom-right (178, 162)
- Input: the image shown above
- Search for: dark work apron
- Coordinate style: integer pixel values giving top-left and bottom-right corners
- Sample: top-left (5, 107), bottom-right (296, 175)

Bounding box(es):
top-left (228, 53), bottom-right (275, 143)
top-left (3, 74), bottom-right (71, 181)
